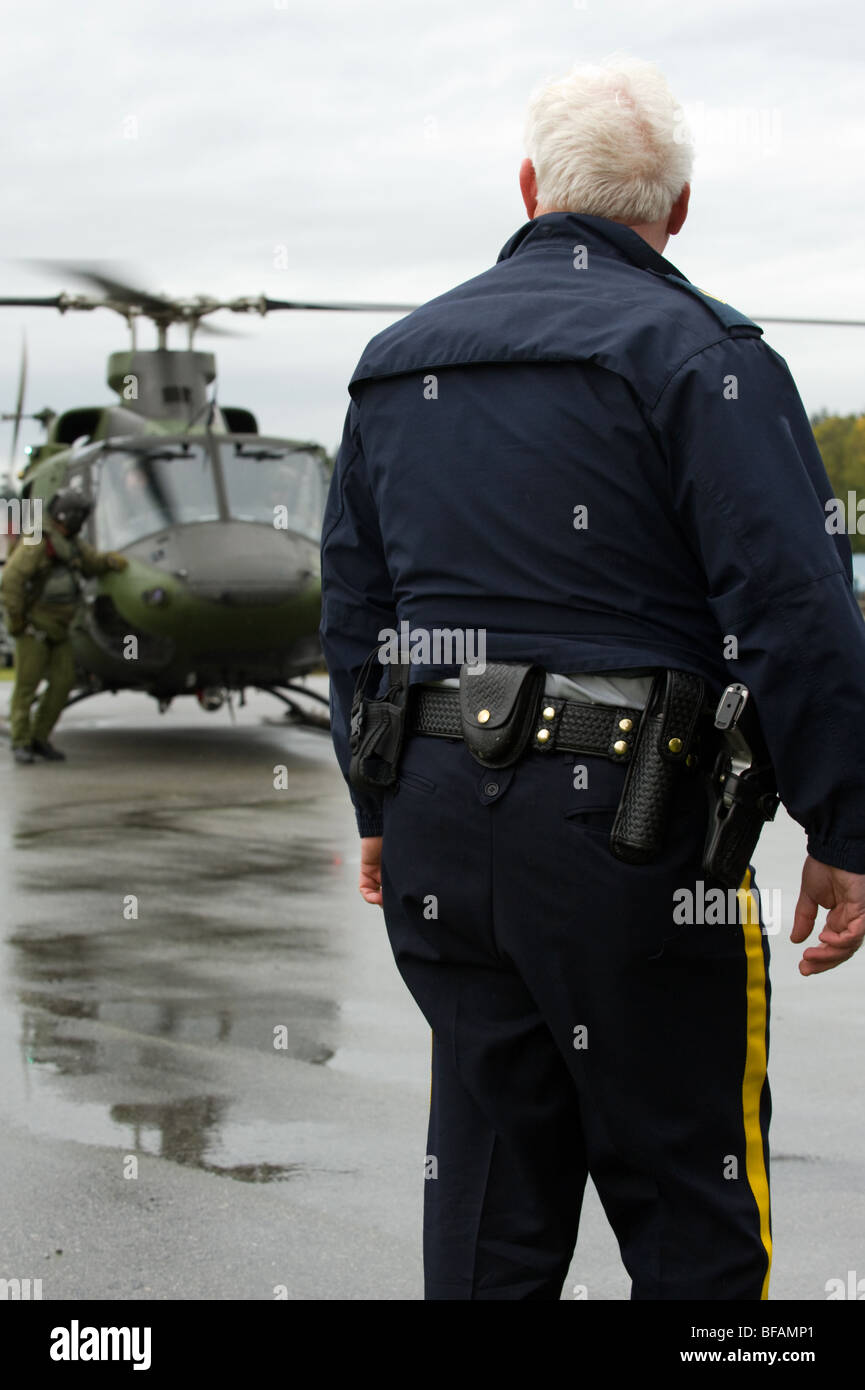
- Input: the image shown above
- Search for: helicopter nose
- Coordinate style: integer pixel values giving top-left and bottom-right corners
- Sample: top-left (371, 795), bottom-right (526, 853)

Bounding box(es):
top-left (149, 522), bottom-right (318, 605)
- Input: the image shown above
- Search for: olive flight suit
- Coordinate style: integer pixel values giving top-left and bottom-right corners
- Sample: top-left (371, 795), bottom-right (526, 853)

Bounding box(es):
top-left (1, 521), bottom-right (127, 749)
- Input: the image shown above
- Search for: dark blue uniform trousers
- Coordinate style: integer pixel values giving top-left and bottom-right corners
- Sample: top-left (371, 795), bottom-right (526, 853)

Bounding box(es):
top-left (380, 731), bottom-right (772, 1301)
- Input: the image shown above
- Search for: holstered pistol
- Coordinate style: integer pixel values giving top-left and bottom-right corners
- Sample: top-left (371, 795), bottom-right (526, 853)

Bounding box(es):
top-left (702, 683), bottom-right (780, 890)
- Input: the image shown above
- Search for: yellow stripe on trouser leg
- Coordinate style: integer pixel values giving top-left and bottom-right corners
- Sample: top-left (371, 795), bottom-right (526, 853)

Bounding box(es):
top-left (737, 867), bottom-right (772, 1299)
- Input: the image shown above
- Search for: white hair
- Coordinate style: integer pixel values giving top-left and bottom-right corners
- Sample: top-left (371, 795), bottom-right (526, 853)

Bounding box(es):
top-left (524, 56), bottom-right (693, 225)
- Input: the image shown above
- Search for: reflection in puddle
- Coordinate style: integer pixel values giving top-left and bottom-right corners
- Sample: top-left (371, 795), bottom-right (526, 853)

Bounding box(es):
top-left (110, 1098), bottom-right (303, 1182)
top-left (7, 918), bottom-right (340, 1183)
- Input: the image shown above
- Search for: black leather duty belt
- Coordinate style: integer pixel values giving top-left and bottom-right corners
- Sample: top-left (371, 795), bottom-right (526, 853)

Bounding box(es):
top-left (409, 684), bottom-right (646, 763)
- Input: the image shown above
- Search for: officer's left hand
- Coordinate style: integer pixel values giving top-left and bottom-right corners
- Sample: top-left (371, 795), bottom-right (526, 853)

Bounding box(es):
top-left (359, 835), bottom-right (383, 907)
top-left (106, 552), bottom-right (129, 571)
top-left (792, 855), bottom-right (865, 975)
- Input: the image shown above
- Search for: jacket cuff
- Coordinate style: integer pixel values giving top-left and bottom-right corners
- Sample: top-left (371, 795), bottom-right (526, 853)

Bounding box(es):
top-left (806, 834), bottom-right (865, 874)
top-left (357, 811), bottom-right (384, 837)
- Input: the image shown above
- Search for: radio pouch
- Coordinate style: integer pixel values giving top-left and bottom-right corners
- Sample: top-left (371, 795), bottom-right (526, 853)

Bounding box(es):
top-left (348, 646), bottom-right (411, 792)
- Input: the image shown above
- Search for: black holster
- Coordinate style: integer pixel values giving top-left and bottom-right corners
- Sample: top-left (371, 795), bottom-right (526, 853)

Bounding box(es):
top-left (702, 708), bottom-right (779, 889)
top-left (348, 647), bottom-right (411, 792)
top-left (610, 669), bottom-right (707, 865)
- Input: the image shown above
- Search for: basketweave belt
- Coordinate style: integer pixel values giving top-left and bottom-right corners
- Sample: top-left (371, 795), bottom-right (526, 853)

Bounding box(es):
top-left (409, 683), bottom-right (646, 763)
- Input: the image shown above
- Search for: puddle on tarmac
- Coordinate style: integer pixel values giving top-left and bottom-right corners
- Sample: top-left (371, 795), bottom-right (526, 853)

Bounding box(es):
top-left (0, 744), bottom-right (357, 1184)
top-left (5, 977), bottom-right (342, 1179)
top-left (5, 979), bottom-right (342, 1181)
top-left (3, 893), bottom-right (345, 1184)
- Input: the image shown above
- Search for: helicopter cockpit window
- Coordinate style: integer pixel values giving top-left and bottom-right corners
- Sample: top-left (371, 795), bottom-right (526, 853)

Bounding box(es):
top-left (94, 445), bottom-right (219, 549)
top-left (219, 444), bottom-right (323, 540)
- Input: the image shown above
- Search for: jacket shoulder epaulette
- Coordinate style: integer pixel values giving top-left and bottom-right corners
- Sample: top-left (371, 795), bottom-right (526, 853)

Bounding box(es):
top-left (657, 273), bottom-right (763, 335)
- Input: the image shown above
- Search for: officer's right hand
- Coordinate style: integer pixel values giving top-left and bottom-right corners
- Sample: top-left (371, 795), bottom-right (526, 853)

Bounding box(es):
top-left (359, 835), bottom-right (383, 907)
top-left (792, 855), bottom-right (865, 975)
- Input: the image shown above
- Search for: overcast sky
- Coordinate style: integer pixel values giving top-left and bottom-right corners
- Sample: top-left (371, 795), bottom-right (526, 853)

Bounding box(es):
top-left (1, 0), bottom-right (863, 464)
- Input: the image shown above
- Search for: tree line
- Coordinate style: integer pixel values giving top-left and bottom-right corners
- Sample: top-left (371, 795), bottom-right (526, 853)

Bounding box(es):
top-left (811, 411), bottom-right (865, 553)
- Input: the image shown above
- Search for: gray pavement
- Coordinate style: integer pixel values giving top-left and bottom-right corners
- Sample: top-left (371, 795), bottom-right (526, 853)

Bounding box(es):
top-left (0, 682), bottom-right (861, 1300)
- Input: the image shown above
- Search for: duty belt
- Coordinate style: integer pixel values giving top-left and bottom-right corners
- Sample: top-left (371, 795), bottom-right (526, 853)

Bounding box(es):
top-left (410, 684), bottom-right (647, 764)
top-left (349, 648), bottom-right (772, 886)
top-left (406, 665), bottom-right (723, 872)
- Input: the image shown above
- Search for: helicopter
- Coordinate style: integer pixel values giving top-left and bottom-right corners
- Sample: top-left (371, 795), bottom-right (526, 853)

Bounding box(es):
top-left (0, 265), bottom-right (414, 721)
top-left (2, 264), bottom-right (862, 722)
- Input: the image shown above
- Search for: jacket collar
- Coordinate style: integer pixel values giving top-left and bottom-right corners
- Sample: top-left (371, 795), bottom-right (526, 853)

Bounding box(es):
top-left (496, 211), bottom-right (688, 282)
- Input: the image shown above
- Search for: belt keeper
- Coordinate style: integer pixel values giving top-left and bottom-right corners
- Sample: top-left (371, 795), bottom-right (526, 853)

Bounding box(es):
top-left (658, 670), bottom-right (704, 760)
top-left (532, 695), bottom-right (564, 753)
top-left (608, 705), bottom-right (638, 761)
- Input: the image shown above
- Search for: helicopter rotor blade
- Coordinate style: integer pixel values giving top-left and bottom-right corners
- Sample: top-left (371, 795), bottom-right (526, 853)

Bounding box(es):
top-left (754, 315), bottom-right (865, 328)
top-left (193, 319), bottom-right (244, 338)
top-left (0, 296), bottom-right (67, 308)
top-left (4, 270), bottom-right (865, 329)
top-left (261, 300), bottom-right (865, 326)
top-left (30, 260), bottom-right (180, 316)
top-left (22, 263), bottom-right (245, 336)
top-left (263, 303), bottom-right (865, 325)
top-left (9, 333), bottom-right (27, 473)
top-left (261, 297), bottom-right (418, 314)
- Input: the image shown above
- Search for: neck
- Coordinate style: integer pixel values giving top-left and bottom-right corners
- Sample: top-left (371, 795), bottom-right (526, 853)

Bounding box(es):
top-left (535, 206), bottom-right (668, 255)
top-left (625, 221), bottom-right (669, 254)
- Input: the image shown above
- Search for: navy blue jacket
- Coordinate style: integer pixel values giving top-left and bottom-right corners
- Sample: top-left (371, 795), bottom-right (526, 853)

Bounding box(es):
top-left (320, 211), bottom-right (865, 871)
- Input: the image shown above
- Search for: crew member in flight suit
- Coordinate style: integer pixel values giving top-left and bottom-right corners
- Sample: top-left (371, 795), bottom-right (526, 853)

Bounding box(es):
top-left (320, 58), bottom-right (865, 1300)
top-left (1, 487), bottom-right (128, 763)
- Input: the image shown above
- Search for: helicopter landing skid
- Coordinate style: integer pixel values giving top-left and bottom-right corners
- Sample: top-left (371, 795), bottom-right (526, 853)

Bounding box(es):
top-left (58, 681), bottom-right (330, 728)
top-left (64, 684), bottom-right (116, 709)
top-left (256, 684), bottom-right (331, 731)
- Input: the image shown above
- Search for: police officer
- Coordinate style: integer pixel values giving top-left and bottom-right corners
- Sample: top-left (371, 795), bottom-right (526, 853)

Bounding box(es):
top-left (1, 487), bottom-right (128, 763)
top-left (320, 58), bottom-right (865, 1300)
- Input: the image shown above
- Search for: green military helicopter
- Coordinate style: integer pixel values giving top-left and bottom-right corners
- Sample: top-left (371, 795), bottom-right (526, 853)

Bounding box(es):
top-left (0, 265), bottom-right (413, 720)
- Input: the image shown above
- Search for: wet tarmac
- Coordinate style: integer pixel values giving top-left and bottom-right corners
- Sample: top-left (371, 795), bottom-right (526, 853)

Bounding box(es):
top-left (0, 681), bottom-right (862, 1300)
